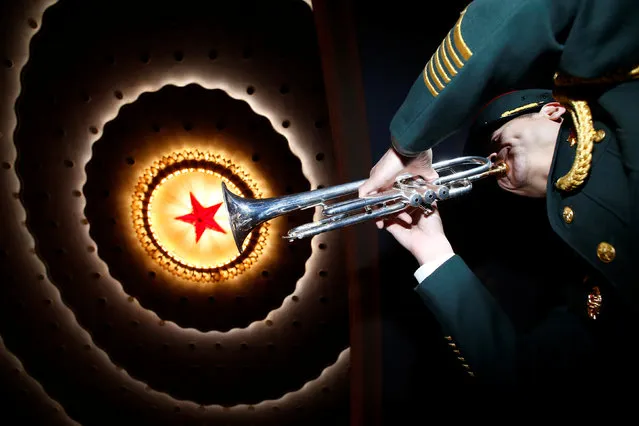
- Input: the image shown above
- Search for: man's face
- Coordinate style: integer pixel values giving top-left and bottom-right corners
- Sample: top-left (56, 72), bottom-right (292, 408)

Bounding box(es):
top-left (489, 104), bottom-right (564, 198)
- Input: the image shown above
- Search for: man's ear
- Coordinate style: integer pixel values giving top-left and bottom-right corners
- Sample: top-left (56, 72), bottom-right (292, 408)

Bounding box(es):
top-left (540, 102), bottom-right (566, 121)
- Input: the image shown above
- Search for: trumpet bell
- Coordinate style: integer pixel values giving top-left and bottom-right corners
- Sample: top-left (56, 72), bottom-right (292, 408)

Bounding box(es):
top-left (221, 182), bottom-right (257, 253)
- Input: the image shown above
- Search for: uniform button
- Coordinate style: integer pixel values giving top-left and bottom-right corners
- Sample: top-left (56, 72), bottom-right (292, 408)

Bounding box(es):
top-left (562, 206), bottom-right (574, 224)
top-left (597, 242), bottom-right (615, 263)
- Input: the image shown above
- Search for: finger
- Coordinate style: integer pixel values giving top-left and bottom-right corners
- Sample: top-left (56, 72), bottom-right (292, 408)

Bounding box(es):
top-left (396, 211), bottom-right (413, 224)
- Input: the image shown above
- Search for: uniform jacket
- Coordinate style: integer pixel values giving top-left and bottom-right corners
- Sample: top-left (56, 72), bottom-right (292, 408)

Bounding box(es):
top-left (389, 0), bottom-right (639, 384)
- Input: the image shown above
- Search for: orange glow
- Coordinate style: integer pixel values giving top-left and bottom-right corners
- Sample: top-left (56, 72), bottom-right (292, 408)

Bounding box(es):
top-left (132, 149), bottom-right (269, 282)
top-left (149, 169), bottom-right (238, 268)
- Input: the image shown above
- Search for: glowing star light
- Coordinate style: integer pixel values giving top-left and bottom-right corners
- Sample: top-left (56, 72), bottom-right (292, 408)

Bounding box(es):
top-left (175, 192), bottom-right (226, 243)
top-left (131, 149), bottom-right (269, 282)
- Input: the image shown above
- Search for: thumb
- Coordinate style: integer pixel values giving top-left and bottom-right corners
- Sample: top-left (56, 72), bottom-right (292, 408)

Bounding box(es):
top-left (358, 174), bottom-right (388, 197)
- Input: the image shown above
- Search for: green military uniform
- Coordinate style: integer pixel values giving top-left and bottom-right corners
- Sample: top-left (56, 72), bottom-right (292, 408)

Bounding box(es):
top-left (389, 0), bottom-right (639, 384)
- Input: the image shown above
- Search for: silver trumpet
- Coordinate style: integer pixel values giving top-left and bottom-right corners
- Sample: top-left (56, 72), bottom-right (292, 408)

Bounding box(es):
top-left (222, 156), bottom-right (507, 252)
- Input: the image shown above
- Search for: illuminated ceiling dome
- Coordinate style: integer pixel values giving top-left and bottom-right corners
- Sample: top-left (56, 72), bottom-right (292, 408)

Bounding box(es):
top-left (1, 0), bottom-right (354, 423)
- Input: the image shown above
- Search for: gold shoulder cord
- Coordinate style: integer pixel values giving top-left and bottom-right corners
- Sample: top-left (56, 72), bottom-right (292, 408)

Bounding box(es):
top-left (552, 65), bottom-right (639, 192)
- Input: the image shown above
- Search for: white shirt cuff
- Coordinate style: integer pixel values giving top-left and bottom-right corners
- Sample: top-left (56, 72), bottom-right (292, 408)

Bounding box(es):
top-left (414, 253), bottom-right (455, 283)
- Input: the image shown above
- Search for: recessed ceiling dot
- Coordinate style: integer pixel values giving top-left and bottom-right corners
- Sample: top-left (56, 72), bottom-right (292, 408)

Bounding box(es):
top-left (72, 190), bottom-right (82, 197)
top-left (246, 86), bottom-right (255, 95)
top-left (183, 121), bottom-right (193, 131)
top-left (114, 90), bottom-right (123, 99)
top-left (215, 342), bottom-right (222, 349)
top-left (292, 320), bottom-right (301, 327)
top-left (280, 84), bottom-right (290, 94)
top-left (319, 270), bottom-right (328, 277)
top-left (265, 319), bottom-right (273, 327)
top-left (89, 126), bottom-right (99, 134)
top-left (208, 296), bottom-right (215, 303)
top-left (317, 184), bottom-right (325, 190)
top-left (139, 52), bottom-right (151, 63)
top-left (282, 120), bottom-right (291, 128)
top-left (81, 218), bottom-right (89, 225)
top-left (179, 296), bottom-right (188, 304)
top-left (36, 274), bottom-right (45, 280)
top-left (252, 153), bottom-right (260, 162)
top-left (261, 270), bottom-right (269, 277)
top-left (125, 157), bottom-right (135, 165)
top-left (174, 51), bottom-right (184, 62)
top-left (97, 297), bottom-right (106, 305)
top-left (189, 342), bottom-right (196, 350)
top-left (292, 295), bottom-right (299, 302)
top-left (43, 299), bottom-right (52, 306)
top-left (319, 296), bottom-right (328, 304)
top-left (148, 271), bottom-right (156, 279)
top-left (27, 18), bottom-right (38, 29)
top-left (1, 162), bottom-right (10, 170)
top-left (215, 120), bottom-right (226, 131)
top-left (127, 296), bottom-right (135, 303)
top-left (159, 320), bottom-right (166, 326)
top-left (3, 59), bottom-right (13, 68)
top-left (82, 92), bottom-right (91, 103)
top-left (316, 153), bottom-right (325, 161)
top-left (319, 242), bottom-right (327, 249)
top-left (87, 246), bottom-right (95, 253)
top-left (63, 159), bottom-right (74, 168)
top-left (240, 342), bottom-right (248, 350)
top-left (208, 49), bottom-right (218, 60)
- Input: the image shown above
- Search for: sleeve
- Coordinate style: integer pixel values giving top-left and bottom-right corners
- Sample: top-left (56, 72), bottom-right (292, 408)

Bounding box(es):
top-left (413, 252), bottom-right (455, 283)
top-left (390, 0), bottom-right (639, 156)
top-left (416, 255), bottom-right (596, 384)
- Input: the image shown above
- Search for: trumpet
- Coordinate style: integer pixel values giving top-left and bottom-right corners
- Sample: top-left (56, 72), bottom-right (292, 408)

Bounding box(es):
top-left (222, 156), bottom-right (507, 252)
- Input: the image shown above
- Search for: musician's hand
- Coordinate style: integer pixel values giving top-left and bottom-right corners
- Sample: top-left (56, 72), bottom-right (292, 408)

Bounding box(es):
top-left (382, 207), bottom-right (454, 266)
top-left (358, 146), bottom-right (437, 197)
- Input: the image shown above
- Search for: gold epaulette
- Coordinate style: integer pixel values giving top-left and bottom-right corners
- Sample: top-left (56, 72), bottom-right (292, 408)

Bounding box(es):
top-left (552, 65), bottom-right (639, 192)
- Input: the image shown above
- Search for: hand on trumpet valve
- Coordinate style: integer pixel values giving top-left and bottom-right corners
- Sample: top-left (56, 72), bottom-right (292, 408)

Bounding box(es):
top-left (358, 146), bottom-right (437, 198)
top-left (380, 203), bottom-right (454, 266)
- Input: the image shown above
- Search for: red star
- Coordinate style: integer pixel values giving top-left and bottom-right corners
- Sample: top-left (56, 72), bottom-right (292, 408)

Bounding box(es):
top-left (175, 192), bottom-right (226, 243)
